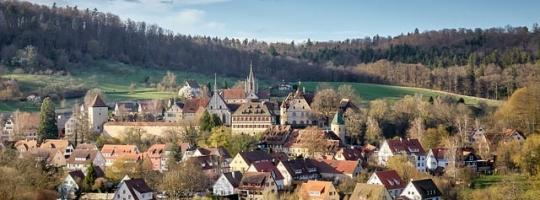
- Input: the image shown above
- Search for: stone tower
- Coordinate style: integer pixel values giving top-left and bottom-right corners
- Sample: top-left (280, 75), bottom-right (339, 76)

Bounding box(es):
top-left (331, 112), bottom-right (346, 144)
top-left (88, 95), bottom-right (108, 133)
top-left (245, 62), bottom-right (258, 100)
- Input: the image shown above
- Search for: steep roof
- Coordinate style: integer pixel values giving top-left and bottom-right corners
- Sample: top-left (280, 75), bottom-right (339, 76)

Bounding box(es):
top-left (238, 150), bottom-right (273, 165)
top-left (185, 80), bottom-right (200, 88)
top-left (372, 170), bottom-right (406, 190)
top-left (430, 148), bottom-right (448, 160)
top-left (233, 102), bottom-right (271, 116)
top-left (90, 95), bottom-right (107, 107)
top-left (386, 138), bottom-right (425, 155)
top-left (183, 97), bottom-right (209, 114)
top-left (239, 172), bottom-right (271, 190)
top-left (222, 88), bottom-right (245, 100)
top-left (69, 170), bottom-right (85, 181)
top-left (67, 149), bottom-right (100, 164)
top-left (312, 159), bottom-right (359, 175)
top-left (124, 178), bottom-right (153, 194)
top-left (279, 159), bottom-right (319, 177)
top-left (262, 125), bottom-right (293, 146)
top-left (76, 143), bottom-right (98, 150)
top-left (336, 147), bottom-right (365, 161)
top-left (250, 160), bottom-right (284, 180)
top-left (410, 179), bottom-right (442, 198)
top-left (40, 139), bottom-right (70, 151)
top-left (299, 180), bottom-right (336, 200)
top-left (222, 171), bottom-right (243, 187)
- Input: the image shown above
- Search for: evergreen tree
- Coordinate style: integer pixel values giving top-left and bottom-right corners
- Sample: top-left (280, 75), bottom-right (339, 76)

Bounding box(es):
top-left (83, 164), bottom-right (96, 192)
top-left (37, 97), bottom-right (58, 142)
top-left (199, 110), bottom-right (215, 132)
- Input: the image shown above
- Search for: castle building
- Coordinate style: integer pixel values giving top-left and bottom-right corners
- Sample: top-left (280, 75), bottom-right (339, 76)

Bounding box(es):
top-left (231, 102), bottom-right (274, 135)
top-left (88, 95), bottom-right (108, 133)
top-left (279, 88), bottom-right (316, 127)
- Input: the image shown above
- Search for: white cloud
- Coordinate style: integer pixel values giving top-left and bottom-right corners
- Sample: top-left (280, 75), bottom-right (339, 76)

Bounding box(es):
top-left (175, 9), bottom-right (205, 26)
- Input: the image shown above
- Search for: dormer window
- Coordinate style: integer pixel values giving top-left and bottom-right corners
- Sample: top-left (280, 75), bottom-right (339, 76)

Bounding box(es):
top-left (294, 169), bottom-right (302, 174)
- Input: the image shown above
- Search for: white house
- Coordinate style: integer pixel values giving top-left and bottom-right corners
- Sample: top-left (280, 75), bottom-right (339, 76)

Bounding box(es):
top-left (426, 148), bottom-right (448, 171)
top-left (66, 149), bottom-right (106, 171)
top-left (367, 170), bottom-right (405, 199)
top-left (400, 179), bottom-right (441, 200)
top-left (113, 178), bottom-right (153, 200)
top-left (58, 170), bottom-right (85, 200)
top-left (164, 102), bottom-right (184, 122)
top-left (246, 160), bottom-right (285, 189)
top-left (276, 159), bottom-right (320, 187)
top-left (213, 171), bottom-right (242, 196)
top-left (378, 138), bottom-right (427, 172)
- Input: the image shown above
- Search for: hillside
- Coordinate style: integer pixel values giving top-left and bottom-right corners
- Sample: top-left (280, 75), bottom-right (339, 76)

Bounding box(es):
top-left (0, 0), bottom-right (538, 100)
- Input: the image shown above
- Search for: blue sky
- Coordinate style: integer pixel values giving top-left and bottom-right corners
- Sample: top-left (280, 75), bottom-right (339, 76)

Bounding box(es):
top-left (28, 0), bottom-right (540, 42)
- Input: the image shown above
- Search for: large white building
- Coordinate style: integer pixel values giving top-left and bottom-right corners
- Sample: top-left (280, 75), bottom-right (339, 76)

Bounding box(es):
top-left (378, 138), bottom-right (427, 172)
top-left (279, 88), bottom-right (316, 127)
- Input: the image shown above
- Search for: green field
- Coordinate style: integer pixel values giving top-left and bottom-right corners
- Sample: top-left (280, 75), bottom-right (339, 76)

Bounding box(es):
top-left (0, 61), bottom-right (499, 112)
top-left (302, 82), bottom-right (501, 105)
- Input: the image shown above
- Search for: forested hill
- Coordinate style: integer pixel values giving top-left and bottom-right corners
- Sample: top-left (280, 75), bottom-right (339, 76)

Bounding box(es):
top-left (1, 0), bottom-right (539, 99)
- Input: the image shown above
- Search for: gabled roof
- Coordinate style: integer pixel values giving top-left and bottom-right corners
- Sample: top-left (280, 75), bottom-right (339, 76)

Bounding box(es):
top-left (67, 149), bottom-right (101, 164)
top-left (40, 139), bottom-right (70, 152)
top-left (115, 101), bottom-right (138, 113)
top-left (279, 159), bottom-right (319, 177)
top-left (238, 150), bottom-right (273, 165)
top-left (101, 144), bottom-right (139, 155)
top-left (311, 159), bottom-right (359, 175)
top-left (183, 97), bottom-right (209, 114)
top-left (222, 171), bottom-right (243, 187)
top-left (222, 88), bottom-right (246, 100)
top-left (187, 155), bottom-right (221, 170)
top-left (138, 100), bottom-right (164, 114)
top-left (350, 183), bottom-right (389, 200)
top-left (90, 95), bottom-right (107, 107)
top-left (336, 147), bottom-right (365, 161)
top-left (196, 147), bottom-right (232, 159)
top-left (239, 172), bottom-right (272, 189)
top-left (145, 144), bottom-right (166, 157)
top-left (372, 170), bottom-right (405, 190)
top-left (124, 178), bottom-right (153, 194)
top-left (262, 125), bottom-right (293, 145)
top-left (385, 138), bottom-right (425, 155)
top-left (410, 179), bottom-right (441, 198)
top-left (250, 160), bottom-right (284, 180)
top-left (15, 139), bottom-right (38, 151)
top-left (233, 102), bottom-right (271, 116)
top-left (299, 180), bottom-right (336, 200)
top-left (69, 170), bottom-right (85, 182)
top-left (76, 143), bottom-right (98, 150)
top-left (429, 148), bottom-right (448, 160)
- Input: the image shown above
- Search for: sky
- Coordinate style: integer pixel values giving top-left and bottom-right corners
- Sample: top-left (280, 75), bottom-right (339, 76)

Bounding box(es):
top-left (26, 0), bottom-right (540, 42)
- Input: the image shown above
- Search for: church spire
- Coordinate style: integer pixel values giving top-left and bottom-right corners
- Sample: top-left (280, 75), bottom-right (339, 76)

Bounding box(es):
top-left (213, 73), bottom-right (217, 94)
top-left (245, 61), bottom-right (259, 100)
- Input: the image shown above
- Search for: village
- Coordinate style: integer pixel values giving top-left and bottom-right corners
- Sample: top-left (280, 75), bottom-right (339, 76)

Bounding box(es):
top-left (0, 65), bottom-right (530, 200)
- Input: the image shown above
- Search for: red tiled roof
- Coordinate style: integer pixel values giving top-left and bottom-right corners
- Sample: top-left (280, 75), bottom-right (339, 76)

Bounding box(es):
top-left (250, 160), bottom-right (284, 180)
top-left (386, 138), bottom-right (425, 155)
top-left (183, 97), bottom-right (209, 113)
top-left (373, 170), bottom-right (406, 190)
top-left (312, 159), bottom-right (359, 175)
top-left (430, 148), bottom-right (448, 160)
top-left (222, 88), bottom-right (245, 99)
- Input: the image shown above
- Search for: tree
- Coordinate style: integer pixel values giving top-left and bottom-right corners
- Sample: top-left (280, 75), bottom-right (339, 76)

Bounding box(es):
top-left (206, 126), bottom-right (231, 148)
top-left (344, 108), bottom-right (364, 145)
top-left (38, 97), bottom-right (58, 142)
top-left (225, 134), bottom-right (258, 156)
top-left (199, 110), bottom-right (214, 132)
top-left (365, 117), bottom-right (382, 145)
top-left (158, 71), bottom-right (177, 91)
top-left (105, 157), bottom-right (137, 182)
top-left (299, 127), bottom-right (331, 157)
top-left (182, 126), bottom-right (201, 147)
top-left (312, 88), bottom-right (340, 118)
top-left (516, 135), bottom-right (540, 175)
top-left (387, 155), bottom-right (426, 181)
top-left (83, 164), bottom-right (96, 192)
top-left (368, 100), bottom-right (388, 122)
top-left (338, 84), bottom-right (359, 103)
top-left (422, 126), bottom-right (448, 150)
top-left (495, 141), bottom-right (520, 173)
top-left (129, 83), bottom-right (136, 94)
top-left (160, 159), bottom-right (211, 198)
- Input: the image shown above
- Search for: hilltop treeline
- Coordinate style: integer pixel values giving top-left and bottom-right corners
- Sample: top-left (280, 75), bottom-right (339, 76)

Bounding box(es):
top-left (1, 0), bottom-right (539, 99)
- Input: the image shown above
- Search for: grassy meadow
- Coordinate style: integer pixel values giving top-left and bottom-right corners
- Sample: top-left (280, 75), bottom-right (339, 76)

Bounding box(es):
top-left (0, 61), bottom-right (499, 112)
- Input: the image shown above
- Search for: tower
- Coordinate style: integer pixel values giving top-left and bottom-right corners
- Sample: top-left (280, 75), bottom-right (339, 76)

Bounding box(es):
top-left (245, 62), bottom-right (258, 100)
top-left (88, 95), bottom-right (108, 133)
top-left (331, 112), bottom-right (346, 144)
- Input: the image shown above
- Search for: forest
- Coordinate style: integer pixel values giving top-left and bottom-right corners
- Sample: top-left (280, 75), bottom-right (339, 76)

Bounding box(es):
top-left (1, 0), bottom-right (540, 99)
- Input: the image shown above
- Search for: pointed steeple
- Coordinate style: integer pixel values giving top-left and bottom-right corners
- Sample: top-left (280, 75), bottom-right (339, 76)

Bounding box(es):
top-left (245, 61), bottom-right (258, 99)
top-left (213, 73), bottom-right (218, 94)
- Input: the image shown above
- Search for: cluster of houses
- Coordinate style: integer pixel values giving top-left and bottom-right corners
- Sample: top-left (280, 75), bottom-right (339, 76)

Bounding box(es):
top-left (0, 65), bottom-right (530, 200)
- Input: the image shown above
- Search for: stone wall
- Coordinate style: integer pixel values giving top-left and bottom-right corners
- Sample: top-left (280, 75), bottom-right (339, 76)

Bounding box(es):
top-left (103, 121), bottom-right (198, 139)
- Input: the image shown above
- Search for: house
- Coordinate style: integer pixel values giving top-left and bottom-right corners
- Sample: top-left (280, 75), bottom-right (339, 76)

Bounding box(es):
top-left (311, 159), bottom-right (362, 180)
top-left (334, 147), bottom-right (366, 162)
top-left (113, 101), bottom-right (139, 120)
top-left (178, 80), bottom-right (201, 99)
top-left (58, 168), bottom-right (105, 200)
top-left (40, 139), bottom-right (74, 158)
top-left (426, 148), bottom-right (448, 171)
top-left (279, 88), bottom-right (316, 127)
top-left (350, 183), bottom-right (392, 200)
top-left (63, 116), bottom-right (77, 143)
top-left (137, 100), bottom-right (164, 120)
top-left (27, 148), bottom-right (67, 167)
top-left (237, 172), bottom-right (278, 200)
top-left (58, 170), bottom-right (85, 199)
top-left (339, 98), bottom-right (359, 113)
top-left (164, 102), bottom-right (184, 122)
top-left (182, 97), bottom-right (209, 121)
top-left (399, 179), bottom-right (441, 200)
top-left (260, 125), bottom-right (293, 153)
top-left (66, 149), bottom-right (106, 171)
top-left (247, 160), bottom-right (285, 189)
top-left (183, 146), bottom-right (232, 165)
top-left (284, 129), bottom-right (341, 158)
top-left (11, 112), bottom-right (40, 140)
top-left (101, 144), bottom-right (140, 167)
top-left (187, 155), bottom-right (226, 179)
top-left (502, 129), bottom-right (526, 143)
top-left (76, 143), bottom-right (99, 150)
top-left (298, 180), bottom-right (339, 200)
top-left (14, 139), bottom-right (38, 154)
top-left (276, 159), bottom-right (320, 187)
top-left (213, 171), bottom-right (243, 196)
top-left (230, 150), bottom-right (273, 172)
top-left (231, 101), bottom-right (274, 135)
top-left (113, 178), bottom-right (153, 200)
top-left (88, 95), bottom-right (109, 133)
top-left (222, 64), bottom-right (269, 104)
top-left (367, 170), bottom-right (405, 199)
top-left (145, 144), bottom-right (168, 172)
top-left (378, 138), bottom-right (427, 172)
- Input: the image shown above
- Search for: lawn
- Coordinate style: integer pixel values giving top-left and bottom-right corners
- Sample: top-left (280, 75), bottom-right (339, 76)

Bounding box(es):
top-left (0, 60), bottom-right (500, 112)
